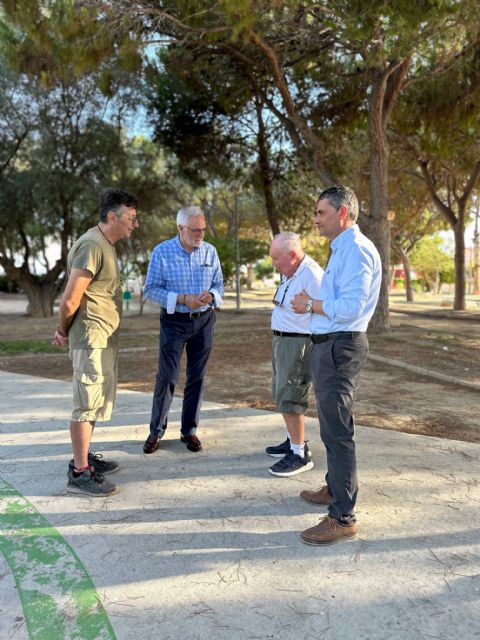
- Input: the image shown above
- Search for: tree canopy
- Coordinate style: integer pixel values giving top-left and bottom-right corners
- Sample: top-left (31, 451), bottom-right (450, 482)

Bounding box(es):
top-left (1, 1), bottom-right (480, 324)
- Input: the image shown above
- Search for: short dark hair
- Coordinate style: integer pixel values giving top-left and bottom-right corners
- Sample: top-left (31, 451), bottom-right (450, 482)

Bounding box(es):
top-left (318, 186), bottom-right (358, 222)
top-left (99, 188), bottom-right (138, 222)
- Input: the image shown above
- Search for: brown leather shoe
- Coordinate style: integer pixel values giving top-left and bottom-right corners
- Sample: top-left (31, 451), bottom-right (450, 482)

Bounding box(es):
top-left (180, 434), bottom-right (202, 452)
top-left (143, 435), bottom-right (160, 454)
top-left (300, 516), bottom-right (358, 546)
top-left (300, 485), bottom-right (332, 505)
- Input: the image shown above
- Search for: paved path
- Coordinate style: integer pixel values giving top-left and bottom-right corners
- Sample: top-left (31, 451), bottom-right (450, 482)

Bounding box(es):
top-left (1, 371), bottom-right (480, 640)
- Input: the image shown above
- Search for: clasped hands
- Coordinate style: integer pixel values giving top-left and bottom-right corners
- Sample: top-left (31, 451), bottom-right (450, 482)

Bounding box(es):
top-left (291, 289), bottom-right (311, 314)
top-left (184, 290), bottom-right (214, 310)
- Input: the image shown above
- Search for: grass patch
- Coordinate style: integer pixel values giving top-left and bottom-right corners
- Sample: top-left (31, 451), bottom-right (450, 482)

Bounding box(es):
top-left (118, 334), bottom-right (159, 348)
top-left (0, 339), bottom-right (58, 355)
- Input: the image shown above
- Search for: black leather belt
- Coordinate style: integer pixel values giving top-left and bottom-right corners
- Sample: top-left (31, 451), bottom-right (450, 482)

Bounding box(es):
top-left (311, 331), bottom-right (364, 343)
top-left (273, 330), bottom-right (310, 338)
top-left (170, 308), bottom-right (212, 319)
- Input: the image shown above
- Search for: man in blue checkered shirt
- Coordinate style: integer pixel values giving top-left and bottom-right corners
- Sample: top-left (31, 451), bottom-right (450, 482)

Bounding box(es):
top-left (142, 206), bottom-right (224, 454)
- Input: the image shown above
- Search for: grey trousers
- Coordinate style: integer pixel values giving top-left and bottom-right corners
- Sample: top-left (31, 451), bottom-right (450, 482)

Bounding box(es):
top-left (310, 334), bottom-right (369, 524)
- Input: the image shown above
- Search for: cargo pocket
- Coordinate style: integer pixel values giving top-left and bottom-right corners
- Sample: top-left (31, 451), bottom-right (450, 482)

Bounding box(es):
top-left (73, 371), bottom-right (105, 413)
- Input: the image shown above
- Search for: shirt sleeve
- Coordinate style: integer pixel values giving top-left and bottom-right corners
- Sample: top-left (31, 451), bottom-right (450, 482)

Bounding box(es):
top-left (303, 265), bottom-right (324, 300)
top-left (144, 246), bottom-right (170, 308)
top-left (70, 238), bottom-right (102, 277)
top-left (208, 247), bottom-right (224, 307)
top-left (322, 246), bottom-right (376, 321)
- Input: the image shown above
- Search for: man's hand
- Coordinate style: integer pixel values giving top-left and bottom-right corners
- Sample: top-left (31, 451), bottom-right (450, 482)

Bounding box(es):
top-left (198, 290), bottom-right (214, 305)
top-left (184, 294), bottom-right (204, 310)
top-left (291, 289), bottom-right (310, 314)
top-left (52, 328), bottom-right (68, 348)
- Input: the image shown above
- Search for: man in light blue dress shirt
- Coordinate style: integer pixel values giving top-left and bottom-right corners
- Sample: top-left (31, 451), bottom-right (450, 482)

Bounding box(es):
top-left (142, 206), bottom-right (224, 454)
top-left (292, 186), bottom-right (381, 546)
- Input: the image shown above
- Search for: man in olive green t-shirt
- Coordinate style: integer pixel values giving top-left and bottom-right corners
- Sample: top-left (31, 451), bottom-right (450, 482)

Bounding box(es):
top-left (52, 188), bottom-right (138, 497)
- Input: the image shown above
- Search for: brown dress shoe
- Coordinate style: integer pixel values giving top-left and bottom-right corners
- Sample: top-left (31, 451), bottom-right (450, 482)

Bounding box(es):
top-left (300, 485), bottom-right (332, 505)
top-left (180, 434), bottom-right (202, 452)
top-left (300, 516), bottom-right (358, 546)
top-left (143, 435), bottom-right (160, 454)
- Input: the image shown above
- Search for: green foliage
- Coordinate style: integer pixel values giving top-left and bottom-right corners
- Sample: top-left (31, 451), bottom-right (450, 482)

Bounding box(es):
top-left (410, 235), bottom-right (454, 281)
top-left (254, 258), bottom-right (274, 281)
top-left (440, 265), bottom-right (455, 285)
top-left (2, 0), bottom-right (480, 318)
top-left (0, 59), bottom-right (183, 315)
top-left (0, 0), bottom-right (142, 87)
top-left (208, 235), bottom-right (268, 285)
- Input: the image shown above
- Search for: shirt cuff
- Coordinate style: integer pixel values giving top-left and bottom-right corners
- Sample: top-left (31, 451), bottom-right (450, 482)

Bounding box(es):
top-left (210, 289), bottom-right (223, 308)
top-left (167, 292), bottom-right (178, 314)
top-left (321, 298), bottom-right (333, 318)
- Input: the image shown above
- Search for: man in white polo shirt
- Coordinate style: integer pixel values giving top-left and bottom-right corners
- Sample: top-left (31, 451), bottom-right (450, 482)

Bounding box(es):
top-left (266, 232), bottom-right (324, 477)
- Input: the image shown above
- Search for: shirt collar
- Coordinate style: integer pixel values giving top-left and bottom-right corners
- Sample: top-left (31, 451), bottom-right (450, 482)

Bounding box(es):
top-left (281, 254), bottom-right (309, 282)
top-left (175, 234), bottom-right (200, 255)
top-left (331, 224), bottom-right (357, 251)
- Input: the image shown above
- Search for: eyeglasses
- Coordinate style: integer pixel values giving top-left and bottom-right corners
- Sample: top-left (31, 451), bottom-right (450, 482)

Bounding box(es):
top-left (272, 278), bottom-right (292, 307)
top-left (184, 226), bottom-right (206, 234)
top-left (116, 212), bottom-right (139, 225)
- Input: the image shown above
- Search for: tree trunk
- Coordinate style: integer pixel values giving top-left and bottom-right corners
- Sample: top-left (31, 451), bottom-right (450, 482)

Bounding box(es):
top-left (255, 98), bottom-right (280, 235)
top-left (453, 221), bottom-right (466, 310)
top-left (246, 263), bottom-right (254, 290)
top-left (22, 278), bottom-right (59, 317)
top-left (434, 271), bottom-right (440, 295)
top-left (0, 261), bottom-right (63, 318)
top-left (401, 250), bottom-right (414, 302)
top-left (366, 78), bottom-right (390, 333)
top-left (139, 288), bottom-right (146, 316)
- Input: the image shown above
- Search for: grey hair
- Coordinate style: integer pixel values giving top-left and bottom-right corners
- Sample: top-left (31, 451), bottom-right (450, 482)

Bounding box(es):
top-left (318, 186), bottom-right (359, 222)
top-left (177, 206), bottom-right (204, 226)
top-left (272, 231), bottom-right (303, 253)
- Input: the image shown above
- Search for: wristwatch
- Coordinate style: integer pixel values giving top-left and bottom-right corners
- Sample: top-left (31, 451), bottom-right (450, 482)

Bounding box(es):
top-left (305, 298), bottom-right (314, 313)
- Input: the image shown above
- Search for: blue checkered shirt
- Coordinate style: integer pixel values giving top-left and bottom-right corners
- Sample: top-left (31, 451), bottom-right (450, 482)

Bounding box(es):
top-left (144, 235), bottom-right (224, 313)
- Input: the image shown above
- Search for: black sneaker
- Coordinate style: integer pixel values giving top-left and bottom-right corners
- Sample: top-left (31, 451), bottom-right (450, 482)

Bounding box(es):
top-left (69, 452), bottom-right (119, 475)
top-left (67, 468), bottom-right (117, 496)
top-left (266, 440), bottom-right (312, 459)
top-left (268, 451), bottom-right (314, 477)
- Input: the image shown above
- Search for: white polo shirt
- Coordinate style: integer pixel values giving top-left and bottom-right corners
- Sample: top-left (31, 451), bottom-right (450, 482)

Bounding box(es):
top-left (271, 254), bottom-right (324, 334)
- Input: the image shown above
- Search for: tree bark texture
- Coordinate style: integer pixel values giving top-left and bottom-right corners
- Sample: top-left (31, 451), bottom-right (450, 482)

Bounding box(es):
top-left (453, 219), bottom-right (466, 310)
top-left (366, 74), bottom-right (391, 333)
top-left (0, 261), bottom-right (63, 318)
top-left (400, 249), bottom-right (414, 302)
top-left (255, 98), bottom-right (280, 235)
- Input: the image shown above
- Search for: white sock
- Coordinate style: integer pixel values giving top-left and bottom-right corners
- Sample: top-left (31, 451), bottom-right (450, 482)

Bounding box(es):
top-left (291, 443), bottom-right (305, 458)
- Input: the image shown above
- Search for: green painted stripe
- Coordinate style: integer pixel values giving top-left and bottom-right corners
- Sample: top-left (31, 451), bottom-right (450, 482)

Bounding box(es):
top-left (0, 479), bottom-right (116, 640)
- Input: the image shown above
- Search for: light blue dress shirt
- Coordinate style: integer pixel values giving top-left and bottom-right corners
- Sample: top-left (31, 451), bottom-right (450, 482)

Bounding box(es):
top-left (310, 225), bottom-right (381, 334)
top-left (144, 236), bottom-right (224, 313)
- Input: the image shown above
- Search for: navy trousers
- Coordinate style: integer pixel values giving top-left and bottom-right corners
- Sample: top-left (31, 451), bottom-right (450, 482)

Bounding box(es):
top-left (149, 309), bottom-right (215, 438)
top-left (310, 334), bottom-right (369, 525)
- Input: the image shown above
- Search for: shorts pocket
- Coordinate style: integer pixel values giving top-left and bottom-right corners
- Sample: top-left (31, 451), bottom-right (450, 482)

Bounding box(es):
top-left (73, 371), bottom-right (105, 413)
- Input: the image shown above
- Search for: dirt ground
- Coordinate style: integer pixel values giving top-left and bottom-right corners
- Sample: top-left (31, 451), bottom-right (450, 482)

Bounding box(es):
top-left (1, 299), bottom-right (479, 444)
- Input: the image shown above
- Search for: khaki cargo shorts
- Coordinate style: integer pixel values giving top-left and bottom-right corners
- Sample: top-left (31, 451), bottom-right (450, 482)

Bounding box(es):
top-left (70, 347), bottom-right (118, 422)
top-left (272, 335), bottom-right (312, 414)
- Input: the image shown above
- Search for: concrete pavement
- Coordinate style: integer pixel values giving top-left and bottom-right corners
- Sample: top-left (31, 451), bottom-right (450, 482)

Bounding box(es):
top-left (1, 370), bottom-right (480, 640)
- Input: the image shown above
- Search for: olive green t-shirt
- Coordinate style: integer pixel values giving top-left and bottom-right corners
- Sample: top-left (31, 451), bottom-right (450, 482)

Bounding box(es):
top-left (67, 227), bottom-right (123, 348)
